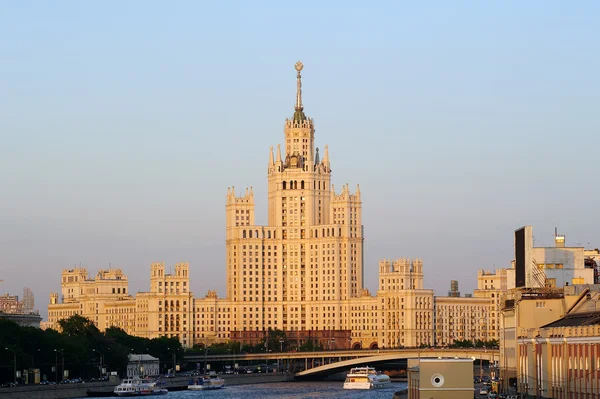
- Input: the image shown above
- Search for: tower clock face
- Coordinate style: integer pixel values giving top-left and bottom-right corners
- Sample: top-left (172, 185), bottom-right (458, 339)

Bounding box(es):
top-left (290, 155), bottom-right (298, 167)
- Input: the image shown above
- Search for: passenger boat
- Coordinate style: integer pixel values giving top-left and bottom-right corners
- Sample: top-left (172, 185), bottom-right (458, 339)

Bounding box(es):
top-left (113, 377), bottom-right (168, 396)
top-left (187, 371), bottom-right (225, 390)
top-left (343, 366), bottom-right (391, 390)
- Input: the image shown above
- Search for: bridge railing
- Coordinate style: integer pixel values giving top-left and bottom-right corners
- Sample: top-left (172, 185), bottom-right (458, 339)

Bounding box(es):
top-left (184, 347), bottom-right (498, 362)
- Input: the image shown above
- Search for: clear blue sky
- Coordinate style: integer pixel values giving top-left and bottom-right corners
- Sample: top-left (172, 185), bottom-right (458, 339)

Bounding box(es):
top-left (1, 1), bottom-right (599, 319)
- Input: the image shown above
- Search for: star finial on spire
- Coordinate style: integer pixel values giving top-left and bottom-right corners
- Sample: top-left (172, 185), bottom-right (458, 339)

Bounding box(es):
top-left (292, 61), bottom-right (307, 123)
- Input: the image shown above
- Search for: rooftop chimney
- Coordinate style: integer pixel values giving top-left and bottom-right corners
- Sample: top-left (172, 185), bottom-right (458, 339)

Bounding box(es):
top-left (448, 280), bottom-right (460, 297)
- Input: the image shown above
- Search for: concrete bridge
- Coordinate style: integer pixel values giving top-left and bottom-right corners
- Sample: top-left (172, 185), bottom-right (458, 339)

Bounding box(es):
top-left (184, 348), bottom-right (499, 379)
top-left (295, 348), bottom-right (498, 379)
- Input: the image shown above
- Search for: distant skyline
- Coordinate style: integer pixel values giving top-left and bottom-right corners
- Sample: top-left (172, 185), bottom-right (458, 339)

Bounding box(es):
top-left (1, 1), bottom-right (599, 319)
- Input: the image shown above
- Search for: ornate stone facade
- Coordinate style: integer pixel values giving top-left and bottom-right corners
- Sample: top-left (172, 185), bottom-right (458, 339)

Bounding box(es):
top-left (46, 63), bottom-right (493, 350)
top-left (47, 268), bottom-right (136, 334)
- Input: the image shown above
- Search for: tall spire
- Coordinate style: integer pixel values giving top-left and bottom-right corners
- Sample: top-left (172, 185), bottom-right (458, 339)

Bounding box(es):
top-left (293, 61), bottom-right (307, 123)
top-left (295, 61), bottom-right (303, 111)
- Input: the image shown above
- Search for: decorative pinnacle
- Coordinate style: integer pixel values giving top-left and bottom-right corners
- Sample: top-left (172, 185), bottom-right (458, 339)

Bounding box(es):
top-left (295, 61), bottom-right (303, 111)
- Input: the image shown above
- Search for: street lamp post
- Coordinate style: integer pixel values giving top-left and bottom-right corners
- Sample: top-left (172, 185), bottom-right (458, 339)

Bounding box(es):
top-left (328, 339), bottom-right (336, 351)
top-left (278, 339), bottom-right (284, 373)
top-left (93, 349), bottom-right (104, 378)
top-left (54, 349), bottom-right (64, 383)
top-left (477, 346), bottom-right (487, 382)
top-left (490, 349), bottom-right (495, 380)
top-left (4, 348), bottom-right (16, 384)
top-left (203, 346), bottom-right (210, 374)
top-left (233, 347), bottom-right (236, 373)
top-left (167, 347), bottom-right (176, 376)
top-left (264, 330), bottom-right (269, 370)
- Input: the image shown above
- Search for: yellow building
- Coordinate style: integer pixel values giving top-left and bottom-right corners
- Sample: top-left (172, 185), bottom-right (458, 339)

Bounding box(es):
top-left (47, 263), bottom-right (195, 346)
top-left (224, 61), bottom-right (363, 340)
top-left (134, 262), bottom-right (194, 346)
top-left (499, 286), bottom-right (582, 394)
top-left (434, 296), bottom-right (494, 346)
top-left (473, 268), bottom-right (508, 341)
top-left (514, 287), bottom-right (600, 398)
top-left (46, 62), bottom-right (495, 350)
top-left (377, 258), bottom-right (434, 348)
top-left (47, 268), bottom-right (136, 334)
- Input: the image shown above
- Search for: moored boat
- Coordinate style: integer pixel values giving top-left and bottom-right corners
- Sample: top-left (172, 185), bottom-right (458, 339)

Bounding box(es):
top-left (187, 371), bottom-right (225, 390)
top-left (113, 377), bottom-right (168, 396)
top-left (343, 366), bottom-right (391, 390)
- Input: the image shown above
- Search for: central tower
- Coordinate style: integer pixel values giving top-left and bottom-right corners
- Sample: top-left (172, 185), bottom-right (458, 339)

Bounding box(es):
top-left (226, 62), bottom-right (363, 334)
top-left (286, 61), bottom-right (314, 163)
top-left (268, 61), bottom-right (332, 230)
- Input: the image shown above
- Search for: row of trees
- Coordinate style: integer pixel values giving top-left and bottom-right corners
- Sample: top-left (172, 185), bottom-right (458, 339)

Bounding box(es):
top-left (0, 315), bottom-right (182, 384)
top-left (0, 317), bottom-right (331, 385)
top-left (0, 315), bottom-right (500, 384)
top-left (186, 329), bottom-right (320, 355)
top-left (448, 339), bottom-right (499, 349)
top-left (186, 328), bottom-right (330, 355)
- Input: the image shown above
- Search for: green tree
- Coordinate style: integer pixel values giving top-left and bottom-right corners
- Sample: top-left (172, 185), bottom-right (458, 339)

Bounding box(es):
top-left (449, 339), bottom-right (473, 348)
top-left (266, 328), bottom-right (287, 352)
top-left (299, 339), bottom-right (320, 352)
top-left (0, 316), bottom-right (192, 383)
top-left (58, 315), bottom-right (100, 338)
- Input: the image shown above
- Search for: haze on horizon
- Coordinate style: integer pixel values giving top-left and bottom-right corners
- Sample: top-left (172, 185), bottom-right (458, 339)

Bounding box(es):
top-left (1, 1), bottom-right (599, 319)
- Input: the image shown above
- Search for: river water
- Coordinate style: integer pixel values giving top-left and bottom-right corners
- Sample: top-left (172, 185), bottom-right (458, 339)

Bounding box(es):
top-left (87, 381), bottom-right (407, 399)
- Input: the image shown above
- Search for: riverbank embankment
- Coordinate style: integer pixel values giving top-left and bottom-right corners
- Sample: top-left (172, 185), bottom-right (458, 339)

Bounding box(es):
top-left (0, 373), bottom-right (291, 399)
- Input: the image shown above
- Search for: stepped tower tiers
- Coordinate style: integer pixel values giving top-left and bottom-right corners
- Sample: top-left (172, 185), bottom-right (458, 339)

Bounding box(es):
top-left (226, 62), bottom-right (364, 333)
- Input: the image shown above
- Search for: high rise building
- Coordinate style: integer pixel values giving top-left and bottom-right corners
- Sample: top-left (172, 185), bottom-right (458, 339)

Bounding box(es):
top-left (224, 61), bottom-right (364, 336)
top-left (46, 63), bottom-right (492, 350)
top-left (22, 287), bottom-right (35, 313)
top-left (514, 226), bottom-right (596, 288)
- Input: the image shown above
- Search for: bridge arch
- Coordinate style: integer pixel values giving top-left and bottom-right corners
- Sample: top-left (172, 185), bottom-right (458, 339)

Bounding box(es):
top-left (295, 349), bottom-right (498, 380)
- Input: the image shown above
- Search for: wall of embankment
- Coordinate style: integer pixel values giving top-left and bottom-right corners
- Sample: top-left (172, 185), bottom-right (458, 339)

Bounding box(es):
top-left (0, 373), bottom-right (291, 399)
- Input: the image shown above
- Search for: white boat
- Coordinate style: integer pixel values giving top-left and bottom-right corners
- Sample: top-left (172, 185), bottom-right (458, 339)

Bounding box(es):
top-left (187, 371), bottom-right (225, 390)
top-left (343, 366), bottom-right (391, 390)
top-left (113, 377), bottom-right (168, 396)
